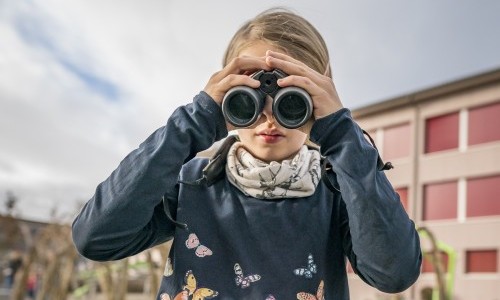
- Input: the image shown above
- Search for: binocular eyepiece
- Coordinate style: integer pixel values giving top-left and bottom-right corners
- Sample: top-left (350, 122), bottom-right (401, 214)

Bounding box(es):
top-left (221, 69), bottom-right (312, 129)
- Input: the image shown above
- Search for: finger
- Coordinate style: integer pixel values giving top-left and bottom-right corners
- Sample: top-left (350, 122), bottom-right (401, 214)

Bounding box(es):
top-left (266, 55), bottom-right (323, 83)
top-left (204, 72), bottom-right (260, 104)
top-left (265, 50), bottom-right (308, 68)
top-left (277, 75), bottom-right (324, 97)
top-left (219, 74), bottom-right (261, 92)
top-left (221, 56), bottom-right (270, 78)
top-left (278, 75), bottom-right (342, 118)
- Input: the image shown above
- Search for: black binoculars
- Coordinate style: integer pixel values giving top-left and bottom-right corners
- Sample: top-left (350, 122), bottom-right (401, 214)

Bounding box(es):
top-left (221, 69), bottom-right (312, 129)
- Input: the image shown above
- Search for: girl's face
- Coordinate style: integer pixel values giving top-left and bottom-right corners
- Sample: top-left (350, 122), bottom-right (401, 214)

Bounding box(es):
top-left (236, 41), bottom-right (309, 163)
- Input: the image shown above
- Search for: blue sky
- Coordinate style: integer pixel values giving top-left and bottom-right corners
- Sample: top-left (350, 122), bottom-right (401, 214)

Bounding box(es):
top-left (14, 13), bottom-right (120, 101)
top-left (1, 0), bottom-right (499, 221)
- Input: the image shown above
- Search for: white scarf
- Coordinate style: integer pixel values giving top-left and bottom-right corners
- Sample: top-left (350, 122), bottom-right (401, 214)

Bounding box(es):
top-left (225, 142), bottom-right (322, 199)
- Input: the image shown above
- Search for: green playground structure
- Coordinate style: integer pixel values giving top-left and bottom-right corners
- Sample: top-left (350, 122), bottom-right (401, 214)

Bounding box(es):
top-left (418, 227), bottom-right (457, 300)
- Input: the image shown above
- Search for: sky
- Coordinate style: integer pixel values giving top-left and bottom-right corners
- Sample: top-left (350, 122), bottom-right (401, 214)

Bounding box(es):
top-left (1, 0), bottom-right (499, 222)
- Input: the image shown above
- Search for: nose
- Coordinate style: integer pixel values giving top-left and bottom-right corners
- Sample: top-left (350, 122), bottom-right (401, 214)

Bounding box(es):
top-left (262, 96), bottom-right (275, 124)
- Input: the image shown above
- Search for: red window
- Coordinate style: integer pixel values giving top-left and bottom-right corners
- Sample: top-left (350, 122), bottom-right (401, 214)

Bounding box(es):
top-left (422, 251), bottom-right (449, 273)
top-left (425, 112), bottom-right (459, 153)
top-left (423, 181), bottom-right (458, 221)
top-left (469, 101), bottom-right (500, 146)
top-left (383, 123), bottom-right (411, 160)
top-left (395, 187), bottom-right (409, 212)
top-left (466, 250), bottom-right (498, 273)
top-left (467, 175), bottom-right (500, 217)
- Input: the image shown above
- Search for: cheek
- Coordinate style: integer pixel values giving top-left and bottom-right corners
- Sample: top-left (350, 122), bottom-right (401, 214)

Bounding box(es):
top-left (236, 129), bottom-right (253, 142)
top-left (297, 119), bottom-right (314, 136)
top-left (291, 131), bottom-right (308, 145)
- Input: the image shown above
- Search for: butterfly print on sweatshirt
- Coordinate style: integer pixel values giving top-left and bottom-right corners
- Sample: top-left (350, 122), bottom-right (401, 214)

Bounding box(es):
top-left (185, 233), bottom-right (213, 258)
top-left (296, 280), bottom-right (324, 300)
top-left (234, 263), bottom-right (261, 288)
top-left (294, 253), bottom-right (317, 278)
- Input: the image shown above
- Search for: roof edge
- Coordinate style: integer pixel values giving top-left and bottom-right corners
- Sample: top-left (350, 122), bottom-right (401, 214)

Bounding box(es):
top-left (352, 67), bottom-right (500, 118)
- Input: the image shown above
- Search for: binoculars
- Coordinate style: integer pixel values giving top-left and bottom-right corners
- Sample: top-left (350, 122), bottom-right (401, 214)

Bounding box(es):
top-left (221, 69), bottom-right (312, 129)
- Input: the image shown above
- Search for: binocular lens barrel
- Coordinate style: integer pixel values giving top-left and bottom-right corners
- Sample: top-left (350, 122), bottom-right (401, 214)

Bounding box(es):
top-left (227, 94), bottom-right (255, 121)
top-left (221, 70), bottom-right (312, 129)
top-left (273, 87), bottom-right (312, 129)
top-left (222, 86), bottom-right (263, 128)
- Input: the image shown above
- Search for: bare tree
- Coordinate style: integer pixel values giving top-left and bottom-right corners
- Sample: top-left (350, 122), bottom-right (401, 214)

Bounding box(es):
top-left (5, 195), bottom-right (174, 300)
top-left (10, 222), bottom-right (79, 300)
top-left (0, 192), bottom-right (23, 252)
top-left (4, 191), bottom-right (17, 216)
top-left (95, 259), bottom-right (130, 300)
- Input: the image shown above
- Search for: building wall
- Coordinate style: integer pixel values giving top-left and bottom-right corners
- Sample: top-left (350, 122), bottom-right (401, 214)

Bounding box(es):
top-left (350, 71), bottom-right (500, 299)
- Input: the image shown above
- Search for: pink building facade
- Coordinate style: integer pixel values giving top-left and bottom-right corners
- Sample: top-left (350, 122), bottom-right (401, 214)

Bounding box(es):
top-left (350, 68), bottom-right (500, 299)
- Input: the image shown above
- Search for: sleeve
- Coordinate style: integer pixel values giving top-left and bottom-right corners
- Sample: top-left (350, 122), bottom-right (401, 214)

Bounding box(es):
top-left (72, 92), bottom-right (228, 261)
top-left (310, 108), bottom-right (422, 293)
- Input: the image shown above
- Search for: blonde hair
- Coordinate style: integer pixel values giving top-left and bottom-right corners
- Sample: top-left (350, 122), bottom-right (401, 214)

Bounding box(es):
top-left (223, 8), bottom-right (332, 78)
top-left (225, 8), bottom-right (331, 145)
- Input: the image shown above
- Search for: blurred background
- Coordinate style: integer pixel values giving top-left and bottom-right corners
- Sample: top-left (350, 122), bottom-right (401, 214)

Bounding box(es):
top-left (1, 0), bottom-right (499, 299)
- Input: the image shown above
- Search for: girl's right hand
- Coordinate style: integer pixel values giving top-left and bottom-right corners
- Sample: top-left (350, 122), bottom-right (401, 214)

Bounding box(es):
top-left (203, 56), bottom-right (270, 106)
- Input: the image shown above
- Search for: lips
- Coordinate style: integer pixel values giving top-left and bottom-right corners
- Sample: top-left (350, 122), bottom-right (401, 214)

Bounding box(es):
top-left (257, 129), bottom-right (284, 137)
top-left (257, 129), bottom-right (284, 143)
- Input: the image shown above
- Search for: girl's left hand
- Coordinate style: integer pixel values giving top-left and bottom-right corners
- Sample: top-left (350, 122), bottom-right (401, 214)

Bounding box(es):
top-left (264, 50), bottom-right (343, 120)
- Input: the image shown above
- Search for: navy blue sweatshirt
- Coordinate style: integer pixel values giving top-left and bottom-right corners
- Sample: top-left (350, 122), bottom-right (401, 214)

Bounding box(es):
top-left (72, 92), bottom-right (421, 299)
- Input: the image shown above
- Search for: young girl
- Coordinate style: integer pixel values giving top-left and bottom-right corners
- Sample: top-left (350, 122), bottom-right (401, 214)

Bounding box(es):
top-left (72, 8), bottom-right (421, 300)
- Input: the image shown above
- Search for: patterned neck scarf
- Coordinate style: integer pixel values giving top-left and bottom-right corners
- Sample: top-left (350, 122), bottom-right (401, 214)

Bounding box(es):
top-left (225, 142), bottom-right (322, 199)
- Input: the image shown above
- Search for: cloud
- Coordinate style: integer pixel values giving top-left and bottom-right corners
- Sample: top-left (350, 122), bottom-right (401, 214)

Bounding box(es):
top-left (0, 1), bottom-right (141, 220)
top-left (0, 0), bottom-right (216, 221)
top-left (6, 1), bottom-right (120, 101)
top-left (1, 0), bottom-right (499, 221)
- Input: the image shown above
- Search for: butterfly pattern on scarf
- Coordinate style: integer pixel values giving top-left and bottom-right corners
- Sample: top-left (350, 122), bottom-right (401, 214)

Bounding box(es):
top-left (293, 253), bottom-right (317, 278)
top-left (308, 158), bottom-right (321, 188)
top-left (257, 167), bottom-right (287, 198)
top-left (234, 263), bottom-right (261, 288)
top-left (296, 280), bottom-right (325, 300)
top-left (185, 233), bottom-right (213, 258)
top-left (226, 143), bottom-right (322, 199)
